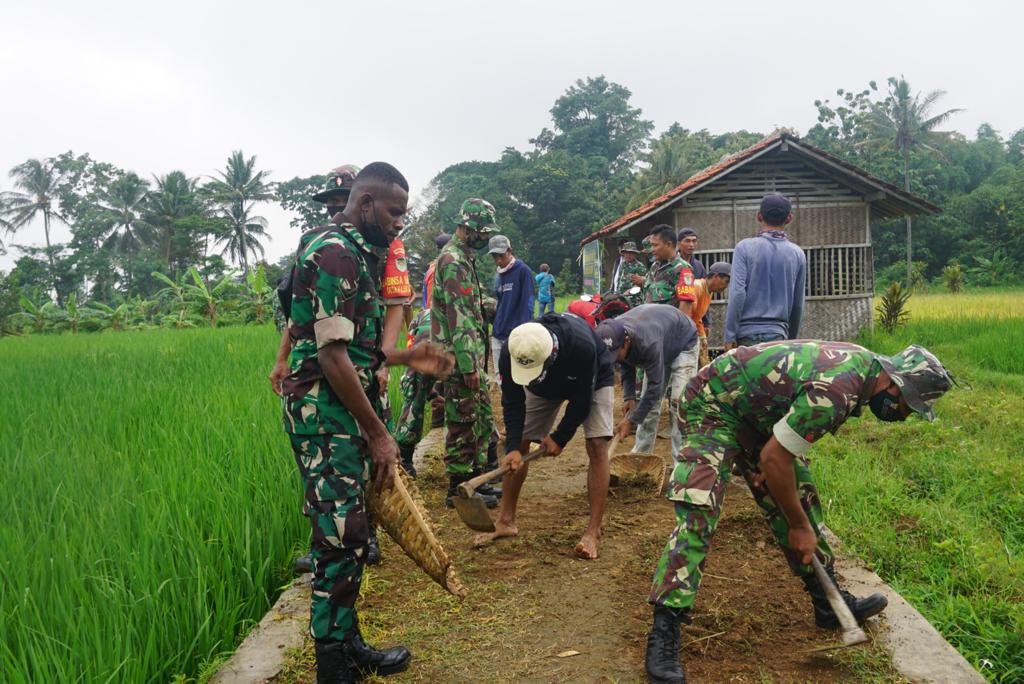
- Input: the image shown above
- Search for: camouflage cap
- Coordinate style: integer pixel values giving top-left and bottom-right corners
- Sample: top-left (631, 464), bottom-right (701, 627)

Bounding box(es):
top-left (620, 241), bottom-right (641, 253)
top-left (459, 198), bottom-right (497, 232)
top-left (877, 344), bottom-right (954, 421)
top-left (641, 236), bottom-right (653, 254)
top-left (312, 164), bottom-right (362, 203)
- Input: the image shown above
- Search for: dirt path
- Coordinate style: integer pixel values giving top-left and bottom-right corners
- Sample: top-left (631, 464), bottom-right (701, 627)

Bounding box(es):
top-left (282, 394), bottom-right (895, 683)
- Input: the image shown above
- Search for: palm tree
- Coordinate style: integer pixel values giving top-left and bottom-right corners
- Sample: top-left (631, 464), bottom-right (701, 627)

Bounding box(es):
top-left (145, 171), bottom-right (200, 276)
top-left (206, 151), bottom-right (273, 275)
top-left (99, 172), bottom-right (150, 296)
top-left (867, 77), bottom-right (962, 284)
top-left (0, 159), bottom-right (67, 302)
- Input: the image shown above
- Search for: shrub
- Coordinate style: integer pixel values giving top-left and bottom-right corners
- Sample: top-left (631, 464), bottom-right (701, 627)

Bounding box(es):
top-left (876, 281), bottom-right (911, 333)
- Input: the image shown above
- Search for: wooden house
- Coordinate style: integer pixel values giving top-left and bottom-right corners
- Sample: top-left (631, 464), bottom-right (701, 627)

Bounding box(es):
top-left (579, 131), bottom-right (940, 344)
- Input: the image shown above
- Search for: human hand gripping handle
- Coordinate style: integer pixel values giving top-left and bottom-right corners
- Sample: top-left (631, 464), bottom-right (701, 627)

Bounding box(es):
top-left (370, 433), bottom-right (400, 492)
top-left (457, 445), bottom-right (547, 498)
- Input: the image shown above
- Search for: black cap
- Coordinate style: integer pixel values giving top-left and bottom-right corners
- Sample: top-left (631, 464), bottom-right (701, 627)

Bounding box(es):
top-left (759, 192), bottom-right (792, 226)
top-left (677, 227), bottom-right (698, 239)
top-left (709, 261), bottom-right (731, 276)
top-left (435, 233), bottom-right (452, 249)
top-left (594, 319), bottom-right (627, 352)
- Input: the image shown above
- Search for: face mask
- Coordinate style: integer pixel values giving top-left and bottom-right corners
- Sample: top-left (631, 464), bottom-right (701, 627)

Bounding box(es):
top-left (467, 231), bottom-right (489, 250)
top-left (869, 389), bottom-right (905, 422)
top-left (325, 206), bottom-right (342, 219)
top-left (360, 197), bottom-right (391, 248)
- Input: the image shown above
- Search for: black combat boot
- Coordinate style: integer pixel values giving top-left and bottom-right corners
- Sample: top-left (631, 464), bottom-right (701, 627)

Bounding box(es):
top-left (366, 526), bottom-right (381, 566)
top-left (802, 565), bottom-right (888, 629)
top-left (314, 639), bottom-right (357, 684)
top-left (645, 605), bottom-right (690, 683)
top-left (346, 614), bottom-right (412, 676)
top-left (446, 474), bottom-right (498, 509)
top-left (293, 553), bottom-right (313, 574)
top-left (399, 443), bottom-right (417, 479)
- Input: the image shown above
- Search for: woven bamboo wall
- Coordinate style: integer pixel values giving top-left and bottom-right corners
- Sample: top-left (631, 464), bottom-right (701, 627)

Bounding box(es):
top-left (703, 296), bottom-right (873, 347)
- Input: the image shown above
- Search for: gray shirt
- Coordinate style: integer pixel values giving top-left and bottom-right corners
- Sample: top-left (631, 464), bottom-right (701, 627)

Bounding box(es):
top-left (724, 232), bottom-right (806, 343)
top-left (618, 304), bottom-right (698, 425)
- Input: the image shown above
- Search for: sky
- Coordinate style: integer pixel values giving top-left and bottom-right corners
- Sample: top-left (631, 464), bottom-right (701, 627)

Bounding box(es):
top-left (1, 0), bottom-right (1021, 270)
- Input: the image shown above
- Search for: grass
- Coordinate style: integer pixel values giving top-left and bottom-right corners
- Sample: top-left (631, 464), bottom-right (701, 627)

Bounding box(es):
top-left (0, 325), bottom-right (302, 683)
top-left (811, 288), bottom-right (1024, 682)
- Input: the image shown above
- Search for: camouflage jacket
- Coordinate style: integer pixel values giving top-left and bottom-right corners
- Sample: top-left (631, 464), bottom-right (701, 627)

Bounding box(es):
top-left (645, 255), bottom-right (688, 305)
top-left (616, 259), bottom-right (647, 305)
top-left (431, 234), bottom-right (488, 376)
top-left (691, 341), bottom-right (880, 457)
top-left (281, 217), bottom-right (384, 435)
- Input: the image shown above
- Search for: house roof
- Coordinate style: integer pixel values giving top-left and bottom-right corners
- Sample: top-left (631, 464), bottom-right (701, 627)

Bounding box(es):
top-left (580, 131), bottom-right (941, 246)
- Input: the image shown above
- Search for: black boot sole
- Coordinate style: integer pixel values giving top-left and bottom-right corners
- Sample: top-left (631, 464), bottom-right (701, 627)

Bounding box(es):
top-left (816, 595), bottom-right (888, 629)
top-left (647, 671), bottom-right (686, 684)
top-left (355, 656), bottom-right (411, 677)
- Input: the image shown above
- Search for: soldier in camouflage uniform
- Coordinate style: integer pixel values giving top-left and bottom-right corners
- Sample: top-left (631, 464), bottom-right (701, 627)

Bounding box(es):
top-left (615, 241), bottom-right (647, 308)
top-left (281, 163), bottom-right (452, 683)
top-left (643, 341), bottom-right (955, 684)
top-left (431, 198), bottom-right (502, 508)
top-left (644, 225), bottom-right (689, 306)
top-left (393, 308), bottom-right (433, 477)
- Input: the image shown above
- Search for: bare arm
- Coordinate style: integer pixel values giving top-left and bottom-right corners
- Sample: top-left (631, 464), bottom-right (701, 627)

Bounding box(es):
top-left (269, 327), bottom-right (292, 395)
top-left (759, 436), bottom-right (817, 563)
top-left (381, 304), bottom-right (405, 353)
top-left (320, 342), bottom-right (395, 489)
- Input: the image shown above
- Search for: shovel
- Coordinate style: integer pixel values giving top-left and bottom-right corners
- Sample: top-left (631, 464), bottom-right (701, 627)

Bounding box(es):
top-left (453, 446), bottom-right (546, 532)
top-left (804, 556), bottom-right (869, 653)
top-left (608, 434), bottom-right (665, 492)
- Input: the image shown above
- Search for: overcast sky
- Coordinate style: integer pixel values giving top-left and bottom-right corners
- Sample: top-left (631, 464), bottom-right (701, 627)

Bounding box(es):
top-left (2, 0), bottom-right (1021, 270)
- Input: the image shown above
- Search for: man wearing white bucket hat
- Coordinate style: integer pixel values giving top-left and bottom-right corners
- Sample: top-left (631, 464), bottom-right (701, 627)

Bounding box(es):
top-left (474, 312), bottom-right (616, 559)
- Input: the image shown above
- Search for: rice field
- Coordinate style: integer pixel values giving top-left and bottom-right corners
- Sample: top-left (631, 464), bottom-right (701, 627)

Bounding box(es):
top-left (0, 326), bottom-right (300, 683)
top-left (0, 288), bottom-right (1021, 682)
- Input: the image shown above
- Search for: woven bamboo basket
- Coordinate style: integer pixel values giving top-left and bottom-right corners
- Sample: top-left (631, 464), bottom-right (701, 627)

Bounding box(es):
top-left (367, 468), bottom-right (468, 598)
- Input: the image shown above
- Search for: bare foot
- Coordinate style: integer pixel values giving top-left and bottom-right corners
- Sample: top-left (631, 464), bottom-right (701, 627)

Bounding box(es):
top-left (574, 532), bottom-right (600, 560)
top-left (472, 521), bottom-right (518, 548)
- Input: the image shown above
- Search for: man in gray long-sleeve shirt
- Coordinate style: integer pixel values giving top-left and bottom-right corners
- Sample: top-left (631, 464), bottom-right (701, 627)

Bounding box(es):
top-left (724, 193), bottom-right (806, 350)
top-left (596, 304), bottom-right (698, 459)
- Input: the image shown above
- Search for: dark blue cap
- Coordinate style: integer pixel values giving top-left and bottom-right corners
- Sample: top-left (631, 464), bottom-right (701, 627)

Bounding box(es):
top-left (677, 227), bottom-right (698, 239)
top-left (594, 319), bottom-right (626, 352)
top-left (759, 193), bottom-right (792, 226)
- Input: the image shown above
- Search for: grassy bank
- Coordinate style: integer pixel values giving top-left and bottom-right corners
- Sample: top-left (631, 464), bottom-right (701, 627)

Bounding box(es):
top-left (813, 290), bottom-right (1024, 682)
top-left (0, 326), bottom-right (301, 682)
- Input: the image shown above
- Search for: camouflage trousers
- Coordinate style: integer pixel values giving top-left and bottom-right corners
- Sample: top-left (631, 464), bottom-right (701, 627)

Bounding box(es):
top-left (288, 433), bottom-right (371, 641)
top-left (442, 372), bottom-right (493, 475)
top-left (648, 389), bottom-right (835, 610)
top-left (394, 366), bottom-right (434, 448)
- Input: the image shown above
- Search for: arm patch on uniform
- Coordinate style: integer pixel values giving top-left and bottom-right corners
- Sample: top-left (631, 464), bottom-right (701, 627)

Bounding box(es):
top-left (314, 315), bottom-right (356, 349)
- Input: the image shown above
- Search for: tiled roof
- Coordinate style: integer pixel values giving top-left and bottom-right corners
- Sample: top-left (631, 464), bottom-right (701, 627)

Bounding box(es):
top-left (580, 132), bottom-right (940, 246)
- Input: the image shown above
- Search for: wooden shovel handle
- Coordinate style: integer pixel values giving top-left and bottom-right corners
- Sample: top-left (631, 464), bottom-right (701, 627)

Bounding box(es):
top-left (811, 556), bottom-right (861, 634)
top-left (457, 446), bottom-right (547, 496)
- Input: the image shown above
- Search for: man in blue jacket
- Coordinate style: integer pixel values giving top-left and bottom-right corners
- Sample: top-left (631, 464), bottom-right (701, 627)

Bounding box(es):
top-left (724, 193), bottom-right (806, 350)
top-left (489, 235), bottom-right (535, 380)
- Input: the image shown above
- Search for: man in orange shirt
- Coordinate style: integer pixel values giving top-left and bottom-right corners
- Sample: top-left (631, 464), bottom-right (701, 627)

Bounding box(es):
top-left (678, 262), bottom-right (731, 367)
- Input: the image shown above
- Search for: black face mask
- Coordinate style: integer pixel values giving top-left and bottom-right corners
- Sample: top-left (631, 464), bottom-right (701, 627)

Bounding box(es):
top-left (467, 231), bottom-right (489, 250)
top-left (869, 388), bottom-right (905, 422)
top-left (325, 206), bottom-right (342, 220)
top-left (360, 198), bottom-right (391, 248)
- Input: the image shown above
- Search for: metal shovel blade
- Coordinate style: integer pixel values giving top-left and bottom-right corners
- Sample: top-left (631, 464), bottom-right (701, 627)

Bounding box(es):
top-left (452, 494), bottom-right (496, 532)
top-left (803, 627), bottom-right (869, 653)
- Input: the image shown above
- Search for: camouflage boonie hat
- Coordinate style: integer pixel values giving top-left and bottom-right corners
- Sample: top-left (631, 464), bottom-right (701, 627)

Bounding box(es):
top-left (620, 241), bottom-right (641, 253)
top-left (877, 344), bottom-right (954, 421)
top-left (312, 164), bottom-right (362, 203)
top-left (459, 198), bottom-right (497, 232)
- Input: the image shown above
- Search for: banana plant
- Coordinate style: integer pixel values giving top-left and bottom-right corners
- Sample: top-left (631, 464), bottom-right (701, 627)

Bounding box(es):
top-left (86, 301), bottom-right (131, 332)
top-left (12, 292), bottom-right (61, 333)
top-left (186, 267), bottom-right (234, 327)
top-left (244, 263), bottom-right (274, 324)
top-left (152, 271), bottom-right (190, 321)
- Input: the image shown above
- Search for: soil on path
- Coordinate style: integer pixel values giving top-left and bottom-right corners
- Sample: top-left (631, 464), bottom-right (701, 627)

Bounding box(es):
top-left (282, 394), bottom-right (895, 684)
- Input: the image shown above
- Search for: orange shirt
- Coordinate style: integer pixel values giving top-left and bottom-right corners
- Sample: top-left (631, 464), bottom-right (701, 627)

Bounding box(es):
top-left (381, 238), bottom-right (412, 303)
top-left (689, 279), bottom-right (712, 337)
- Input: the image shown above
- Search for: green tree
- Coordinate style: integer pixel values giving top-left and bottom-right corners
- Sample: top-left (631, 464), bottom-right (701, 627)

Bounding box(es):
top-left (206, 151), bottom-right (273, 275)
top-left (867, 76), bottom-right (962, 284)
top-left (0, 159), bottom-right (68, 302)
top-left (144, 171), bottom-right (205, 277)
top-left (277, 174), bottom-right (327, 230)
top-left (98, 172), bottom-right (151, 296)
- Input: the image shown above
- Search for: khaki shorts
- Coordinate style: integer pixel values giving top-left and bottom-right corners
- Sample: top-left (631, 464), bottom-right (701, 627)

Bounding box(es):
top-left (522, 385), bottom-right (615, 442)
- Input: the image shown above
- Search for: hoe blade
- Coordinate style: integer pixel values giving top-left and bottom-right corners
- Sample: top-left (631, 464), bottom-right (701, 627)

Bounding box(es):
top-left (453, 494), bottom-right (495, 532)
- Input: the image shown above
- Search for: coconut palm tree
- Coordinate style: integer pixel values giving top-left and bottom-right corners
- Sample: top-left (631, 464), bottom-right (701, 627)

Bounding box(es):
top-left (144, 171), bottom-right (201, 276)
top-left (206, 151), bottom-right (273, 275)
top-left (867, 77), bottom-right (962, 284)
top-left (0, 159), bottom-right (67, 302)
top-left (99, 172), bottom-right (151, 296)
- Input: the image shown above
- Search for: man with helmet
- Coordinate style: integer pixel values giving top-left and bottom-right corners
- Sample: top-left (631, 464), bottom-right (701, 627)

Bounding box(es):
top-left (431, 199), bottom-right (503, 508)
top-left (643, 341), bottom-right (955, 684)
